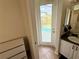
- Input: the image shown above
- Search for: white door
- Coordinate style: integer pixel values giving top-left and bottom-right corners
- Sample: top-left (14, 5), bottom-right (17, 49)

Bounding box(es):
top-left (36, 0), bottom-right (56, 46)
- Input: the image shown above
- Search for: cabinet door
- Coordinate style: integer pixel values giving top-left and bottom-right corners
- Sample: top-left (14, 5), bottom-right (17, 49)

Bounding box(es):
top-left (60, 40), bottom-right (73, 59)
top-left (75, 46), bottom-right (79, 59)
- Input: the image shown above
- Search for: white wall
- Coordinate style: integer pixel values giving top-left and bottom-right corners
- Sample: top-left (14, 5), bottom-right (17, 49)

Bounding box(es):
top-left (0, 0), bottom-right (26, 43)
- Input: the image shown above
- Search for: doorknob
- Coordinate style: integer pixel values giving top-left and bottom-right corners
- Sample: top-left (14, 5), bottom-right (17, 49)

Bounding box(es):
top-left (35, 41), bottom-right (37, 45)
top-left (76, 46), bottom-right (78, 51)
top-left (52, 30), bottom-right (55, 33)
top-left (52, 28), bottom-right (55, 33)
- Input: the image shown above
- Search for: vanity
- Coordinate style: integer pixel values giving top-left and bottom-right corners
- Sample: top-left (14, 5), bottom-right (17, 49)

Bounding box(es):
top-left (60, 2), bottom-right (79, 59)
top-left (60, 37), bottom-right (79, 59)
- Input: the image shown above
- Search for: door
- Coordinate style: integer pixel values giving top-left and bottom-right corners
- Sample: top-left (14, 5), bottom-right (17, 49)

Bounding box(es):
top-left (37, 1), bottom-right (56, 46)
top-left (40, 4), bottom-right (53, 45)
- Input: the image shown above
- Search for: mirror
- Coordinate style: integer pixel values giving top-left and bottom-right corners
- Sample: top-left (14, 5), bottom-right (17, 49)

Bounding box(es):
top-left (70, 3), bottom-right (79, 34)
top-left (64, 8), bottom-right (71, 25)
top-left (65, 3), bottom-right (79, 34)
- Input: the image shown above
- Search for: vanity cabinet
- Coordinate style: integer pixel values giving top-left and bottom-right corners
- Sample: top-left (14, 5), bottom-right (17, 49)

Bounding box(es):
top-left (60, 40), bottom-right (79, 59)
top-left (60, 40), bottom-right (73, 59)
top-left (75, 46), bottom-right (79, 59)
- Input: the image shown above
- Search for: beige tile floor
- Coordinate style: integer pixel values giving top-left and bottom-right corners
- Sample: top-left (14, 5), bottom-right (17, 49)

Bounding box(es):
top-left (39, 46), bottom-right (59, 59)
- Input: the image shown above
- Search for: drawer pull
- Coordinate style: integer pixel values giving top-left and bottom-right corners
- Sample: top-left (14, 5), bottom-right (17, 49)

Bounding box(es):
top-left (76, 47), bottom-right (78, 51)
top-left (72, 45), bottom-right (75, 49)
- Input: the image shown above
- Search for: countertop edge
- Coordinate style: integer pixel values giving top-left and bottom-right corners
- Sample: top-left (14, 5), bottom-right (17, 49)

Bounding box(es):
top-left (61, 38), bottom-right (79, 46)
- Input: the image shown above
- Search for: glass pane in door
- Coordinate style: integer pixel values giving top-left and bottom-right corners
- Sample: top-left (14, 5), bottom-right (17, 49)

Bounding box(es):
top-left (40, 4), bottom-right (52, 42)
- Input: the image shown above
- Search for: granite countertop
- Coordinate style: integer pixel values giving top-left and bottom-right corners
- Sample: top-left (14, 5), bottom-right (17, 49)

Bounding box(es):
top-left (61, 33), bottom-right (79, 46)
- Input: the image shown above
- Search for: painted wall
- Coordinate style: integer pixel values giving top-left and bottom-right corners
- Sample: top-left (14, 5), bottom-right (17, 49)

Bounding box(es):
top-left (0, 0), bottom-right (27, 58)
top-left (0, 0), bottom-right (26, 43)
top-left (0, 0), bottom-right (38, 59)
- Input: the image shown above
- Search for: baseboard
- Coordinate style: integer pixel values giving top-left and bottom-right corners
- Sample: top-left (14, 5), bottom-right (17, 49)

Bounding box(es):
top-left (54, 50), bottom-right (59, 55)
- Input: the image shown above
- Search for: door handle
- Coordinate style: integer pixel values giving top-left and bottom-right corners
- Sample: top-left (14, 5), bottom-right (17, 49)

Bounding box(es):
top-left (72, 45), bottom-right (75, 49)
top-left (52, 28), bottom-right (55, 33)
top-left (52, 30), bottom-right (55, 33)
top-left (35, 41), bottom-right (37, 45)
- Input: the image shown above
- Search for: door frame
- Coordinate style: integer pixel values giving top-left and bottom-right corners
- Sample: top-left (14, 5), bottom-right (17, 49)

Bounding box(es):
top-left (26, 0), bottom-right (39, 59)
top-left (20, 0), bottom-right (39, 59)
top-left (35, 0), bottom-right (57, 46)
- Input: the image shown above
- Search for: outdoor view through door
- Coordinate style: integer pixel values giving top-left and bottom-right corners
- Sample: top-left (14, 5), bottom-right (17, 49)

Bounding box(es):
top-left (40, 4), bottom-right (52, 43)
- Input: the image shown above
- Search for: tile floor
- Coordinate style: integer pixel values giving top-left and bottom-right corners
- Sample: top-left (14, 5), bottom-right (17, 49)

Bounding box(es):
top-left (39, 46), bottom-right (59, 59)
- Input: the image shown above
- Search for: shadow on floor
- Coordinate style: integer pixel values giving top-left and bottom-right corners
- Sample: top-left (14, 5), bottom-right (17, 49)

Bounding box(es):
top-left (23, 37), bottom-right (32, 59)
top-left (59, 54), bottom-right (67, 59)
